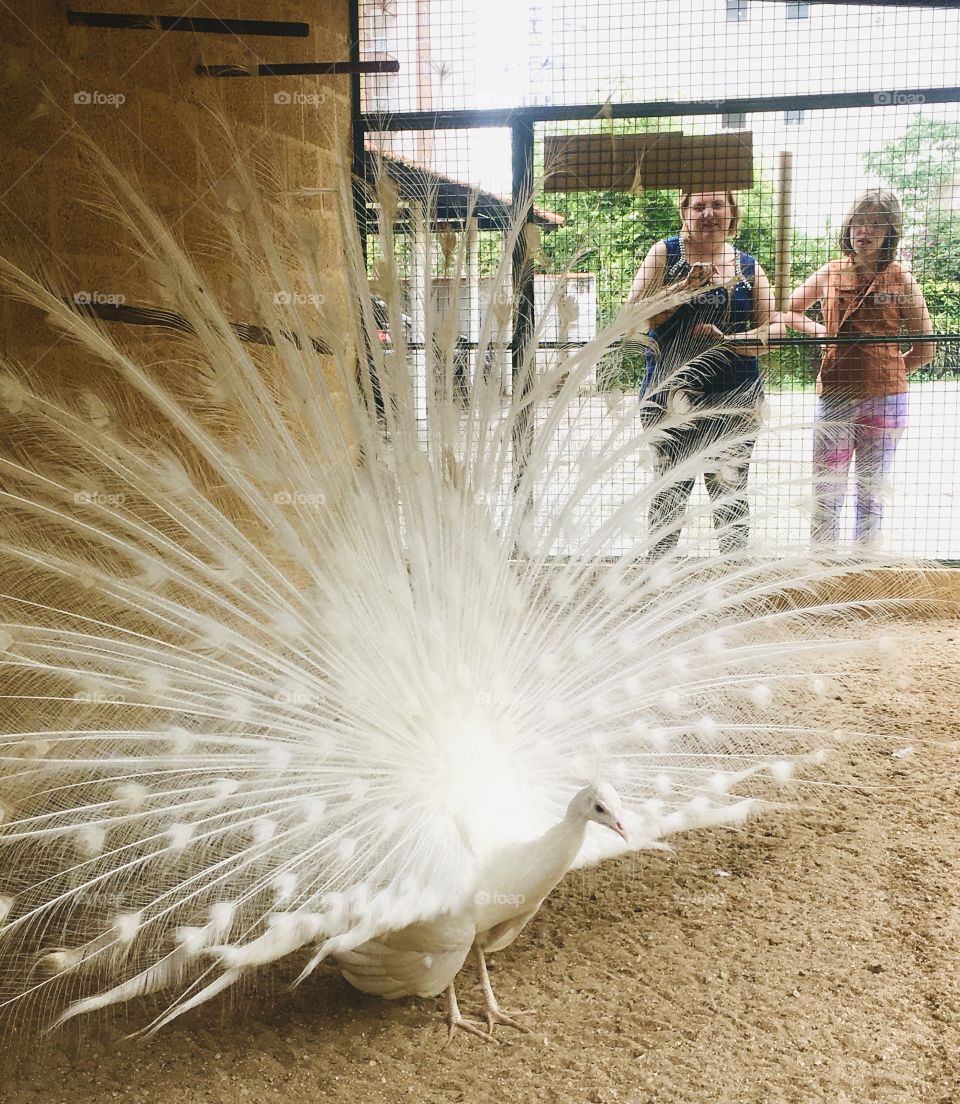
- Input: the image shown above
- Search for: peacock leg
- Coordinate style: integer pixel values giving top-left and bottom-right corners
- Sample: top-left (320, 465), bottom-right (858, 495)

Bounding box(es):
top-left (472, 945), bottom-right (532, 1035)
top-left (444, 982), bottom-right (494, 1043)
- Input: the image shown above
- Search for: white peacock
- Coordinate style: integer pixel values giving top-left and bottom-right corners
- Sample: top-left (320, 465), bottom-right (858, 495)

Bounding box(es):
top-left (0, 132), bottom-right (917, 1041)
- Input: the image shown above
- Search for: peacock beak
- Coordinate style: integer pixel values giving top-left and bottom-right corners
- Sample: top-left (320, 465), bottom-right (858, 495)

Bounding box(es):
top-left (613, 821), bottom-right (628, 842)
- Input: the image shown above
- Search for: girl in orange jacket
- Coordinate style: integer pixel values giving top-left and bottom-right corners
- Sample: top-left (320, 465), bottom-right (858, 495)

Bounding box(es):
top-left (781, 189), bottom-right (934, 546)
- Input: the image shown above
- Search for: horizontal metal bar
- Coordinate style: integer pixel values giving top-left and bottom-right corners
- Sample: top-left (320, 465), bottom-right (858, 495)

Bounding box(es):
top-left (766, 333), bottom-right (960, 346)
top-left (198, 60), bottom-right (399, 77)
top-left (752, 0), bottom-right (960, 6)
top-left (360, 86), bottom-right (960, 131)
top-left (616, 333), bottom-right (960, 351)
top-left (414, 333), bottom-right (960, 352)
top-left (67, 9), bottom-right (309, 36)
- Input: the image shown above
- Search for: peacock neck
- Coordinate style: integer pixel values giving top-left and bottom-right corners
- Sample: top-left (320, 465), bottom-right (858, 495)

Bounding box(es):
top-left (535, 811), bottom-right (590, 884)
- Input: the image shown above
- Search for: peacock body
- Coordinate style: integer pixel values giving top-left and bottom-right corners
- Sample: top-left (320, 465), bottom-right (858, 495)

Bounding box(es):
top-left (0, 136), bottom-right (918, 1039)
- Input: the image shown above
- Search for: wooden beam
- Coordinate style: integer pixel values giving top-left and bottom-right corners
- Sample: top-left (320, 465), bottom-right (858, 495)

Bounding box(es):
top-left (197, 61), bottom-right (400, 77)
top-left (774, 150), bottom-right (795, 311)
top-left (65, 298), bottom-right (332, 355)
top-left (68, 10), bottom-right (310, 36)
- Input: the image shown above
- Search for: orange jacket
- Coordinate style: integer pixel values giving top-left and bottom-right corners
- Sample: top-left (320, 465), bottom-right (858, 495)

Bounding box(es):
top-left (819, 259), bottom-right (909, 397)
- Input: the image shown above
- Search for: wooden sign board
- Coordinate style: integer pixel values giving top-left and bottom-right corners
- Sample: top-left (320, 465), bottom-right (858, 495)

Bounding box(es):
top-left (543, 131), bottom-right (753, 193)
top-left (543, 132), bottom-right (683, 192)
top-left (640, 132), bottom-right (753, 192)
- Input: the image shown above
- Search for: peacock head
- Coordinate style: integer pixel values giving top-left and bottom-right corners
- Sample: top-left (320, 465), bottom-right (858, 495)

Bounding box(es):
top-left (571, 782), bottom-right (628, 842)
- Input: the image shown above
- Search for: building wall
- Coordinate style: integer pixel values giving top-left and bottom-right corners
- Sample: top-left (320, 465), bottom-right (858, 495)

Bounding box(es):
top-left (0, 0), bottom-right (353, 386)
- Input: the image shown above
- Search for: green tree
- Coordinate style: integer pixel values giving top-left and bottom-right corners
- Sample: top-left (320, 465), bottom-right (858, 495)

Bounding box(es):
top-left (540, 186), bottom-right (677, 321)
top-left (863, 116), bottom-right (960, 223)
top-left (864, 115), bottom-right (960, 375)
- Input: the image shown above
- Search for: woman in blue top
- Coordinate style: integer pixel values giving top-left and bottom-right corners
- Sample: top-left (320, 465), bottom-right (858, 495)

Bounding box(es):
top-left (628, 190), bottom-right (774, 559)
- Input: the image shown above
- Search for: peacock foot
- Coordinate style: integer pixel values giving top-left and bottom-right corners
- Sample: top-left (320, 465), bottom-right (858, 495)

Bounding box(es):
top-left (446, 1011), bottom-right (498, 1044)
top-left (483, 1005), bottom-right (533, 1035)
top-left (472, 945), bottom-right (533, 1035)
top-left (444, 983), bottom-right (498, 1045)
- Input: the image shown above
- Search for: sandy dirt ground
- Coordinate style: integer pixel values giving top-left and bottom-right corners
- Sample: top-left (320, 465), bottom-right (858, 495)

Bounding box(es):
top-left (2, 620), bottom-right (958, 1104)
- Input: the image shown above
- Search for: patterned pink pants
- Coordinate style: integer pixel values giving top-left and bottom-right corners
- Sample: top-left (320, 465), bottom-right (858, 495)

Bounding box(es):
top-left (811, 393), bottom-right (908, 545)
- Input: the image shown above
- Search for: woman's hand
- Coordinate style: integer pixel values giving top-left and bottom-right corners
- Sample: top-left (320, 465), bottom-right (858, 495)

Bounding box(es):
top-left (691, 322), bottom-right (725, 341)
top-left (683, 262), bottom-right (715, 291)
top-left (725, 324), bottom-right (770, 349)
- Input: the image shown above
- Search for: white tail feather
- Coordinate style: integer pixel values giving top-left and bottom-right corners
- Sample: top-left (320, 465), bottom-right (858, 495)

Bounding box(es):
top-left (0, 130), bottom-right (930, 1034)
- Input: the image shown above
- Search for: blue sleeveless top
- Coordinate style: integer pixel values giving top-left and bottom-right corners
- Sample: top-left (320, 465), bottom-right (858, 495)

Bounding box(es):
top-left (643, 236), bottom-right (762, 401)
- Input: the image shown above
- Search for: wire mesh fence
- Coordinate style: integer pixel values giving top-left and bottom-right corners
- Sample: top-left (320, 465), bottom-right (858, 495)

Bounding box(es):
top-left (356, 0), bottom-right (960, 561)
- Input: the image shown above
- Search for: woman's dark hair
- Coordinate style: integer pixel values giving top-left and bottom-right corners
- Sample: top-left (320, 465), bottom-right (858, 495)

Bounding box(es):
top-left (839, 188), bottom-right (902, 267)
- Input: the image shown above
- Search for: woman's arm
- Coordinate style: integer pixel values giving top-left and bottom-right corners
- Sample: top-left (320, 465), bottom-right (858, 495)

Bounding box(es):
top-left (899, 270), bottom-right (936, 373)
top-left (718, 262), bottom-right (776, 349)
top-left (626, 241), bottom-right (673, 328)
top-left (779, 264), bottom-right (832, 337)
top-left (752, 262), bottom-right (775, 330)
top-left (736, 262), bottom-right (776, 346)
top-left (627, 240), bottom-right (667, 303)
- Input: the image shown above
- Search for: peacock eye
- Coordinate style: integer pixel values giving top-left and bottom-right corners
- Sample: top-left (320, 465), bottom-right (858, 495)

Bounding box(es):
top-left (594, 803), bottom-right (605, 814)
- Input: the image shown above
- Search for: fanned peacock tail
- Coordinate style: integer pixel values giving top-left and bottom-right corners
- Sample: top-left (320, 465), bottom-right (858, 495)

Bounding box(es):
top-left (0, 128), bottom-right (926, 1035)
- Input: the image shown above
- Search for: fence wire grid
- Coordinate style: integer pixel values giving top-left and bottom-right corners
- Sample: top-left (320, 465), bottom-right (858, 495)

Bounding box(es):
top-left (356, 0), bottom-right (960, 561)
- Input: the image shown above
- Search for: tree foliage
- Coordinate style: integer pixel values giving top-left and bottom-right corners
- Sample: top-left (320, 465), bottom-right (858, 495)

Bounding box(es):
top-left (864, 115), bottom-right (960, 375)
top-left (864, 116), bottom-right (960, 223)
